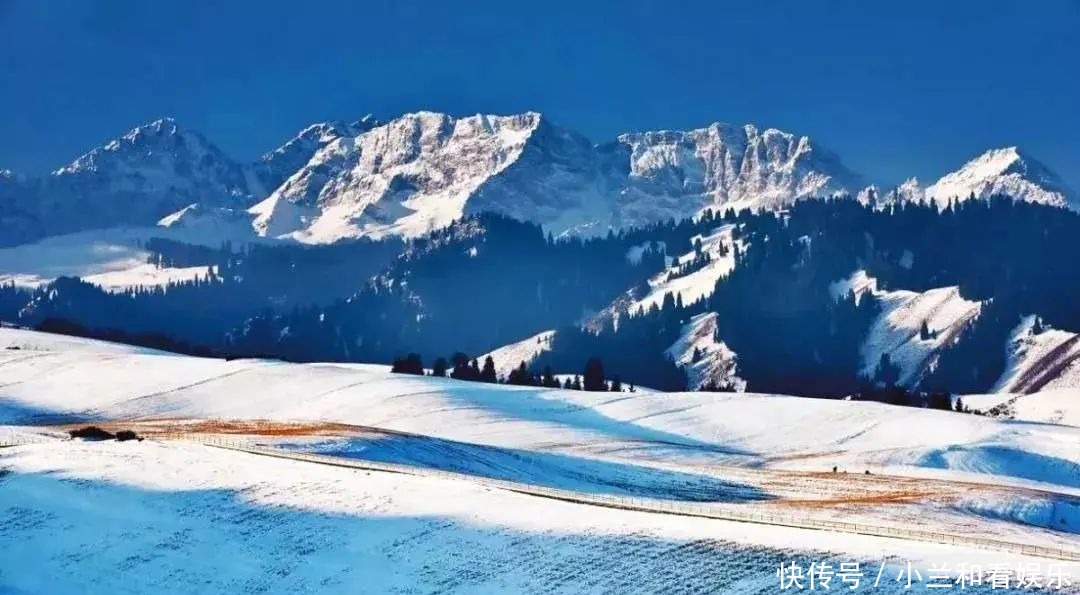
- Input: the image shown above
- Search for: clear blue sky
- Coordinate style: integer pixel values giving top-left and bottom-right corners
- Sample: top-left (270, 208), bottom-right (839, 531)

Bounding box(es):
top-left (2, 0), bottom-right (1078, 189)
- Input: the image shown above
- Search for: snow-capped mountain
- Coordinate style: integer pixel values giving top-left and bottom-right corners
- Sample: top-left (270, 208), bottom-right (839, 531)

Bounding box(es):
top-left (249, 112), bottom-right (864, 242)
top-left (0, 170), bottom-right (42, 247)
top-left (858, 178), bottom-right (926, 208)
top-left (0, 118), bottom-right (258, 244)
top-left (925, 147), bottom-right (1077, 209)
top-left (42, 118), bottom-right (255, 231)
top-left (2, 111), bottom-right (1076, 247)
top-left (253, 115), bottom-right (380, 195)
top-left (249, 111), bottom-right (611, 241)
top-left (610, 124), bottom-right (862, 227)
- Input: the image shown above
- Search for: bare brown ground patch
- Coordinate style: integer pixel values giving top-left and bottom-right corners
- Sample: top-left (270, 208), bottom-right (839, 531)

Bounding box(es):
top-left (767, 490), bottom-right (938, 509)
top-left (51, 418), bottom-right (370, 438)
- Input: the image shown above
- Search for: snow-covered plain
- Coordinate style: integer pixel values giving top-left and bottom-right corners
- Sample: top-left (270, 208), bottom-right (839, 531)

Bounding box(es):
top-left (7, 441), bottom-right (1073, 595)
top-left (1, 328), bottom-right (1078, 593)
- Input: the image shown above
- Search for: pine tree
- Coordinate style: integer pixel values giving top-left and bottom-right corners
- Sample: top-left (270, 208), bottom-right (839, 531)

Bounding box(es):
top-left (507, 361), bottom-right (534, 385)
top-left (610, 375), bottom-right (623, 392)
top-left (431, 357), bottom-right (448, 377)
top-left (919, 320), bottom-right (931, 341)
top-left (927, 392), bottom-right (952, 411)
top-left (541, 365), bottom-right (559, 388)
top-left (583, 357), bottom-right (606, 391)
top-left (480, 356), bottom-right (498, 383)
top-left (874, 353), bottom-right (900, 388)
top-left (571, 375), bottom-right (582, 391)
top-left (450, 352), bottom-right (471, 380)
top-left (392, 353), bottom-right (424, 375)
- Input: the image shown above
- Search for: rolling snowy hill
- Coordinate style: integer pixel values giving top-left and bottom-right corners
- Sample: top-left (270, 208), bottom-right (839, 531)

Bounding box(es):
top-left (1, 327), bottom-right (1076, 492)
top-left (2, 328), bottom-right (1078, 593)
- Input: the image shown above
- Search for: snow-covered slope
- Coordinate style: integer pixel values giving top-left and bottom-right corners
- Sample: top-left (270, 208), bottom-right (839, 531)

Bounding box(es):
top-left (7, 441), bottom-right (1064, 595)
top-left (0, 326), bottom-right (162, 355)
top-left (0, 223), bottom-right (260, 290)
top-left (3, 326), bottom-right (1080, 584)
top-left (925, 147), bottom-right (1077, 210)
top-left (1, 327), bottom-right (1077, 495)
top-left (632, 224), bottom-right (740, 314)
top-left (665, 312), bottom-right (745, 391)
top-left (478, 330), bottom-right (556, 378)
top-left (253, 116), bottom-right (380, 194)
top-left (833, 271), bottom-right (982, 386)
top-left (962, 389), bottom-right (1080, 428)
top-left (995, 315), bottom-right (1080, 394)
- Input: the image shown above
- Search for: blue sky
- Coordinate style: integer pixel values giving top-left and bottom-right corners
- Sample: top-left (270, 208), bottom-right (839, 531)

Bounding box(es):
top-left (2, 0), bottom-right (1078, 189)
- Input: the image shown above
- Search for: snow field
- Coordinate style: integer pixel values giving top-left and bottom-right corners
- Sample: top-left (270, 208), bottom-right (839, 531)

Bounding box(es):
top-left (1, 439), bottom-right (1074, 594)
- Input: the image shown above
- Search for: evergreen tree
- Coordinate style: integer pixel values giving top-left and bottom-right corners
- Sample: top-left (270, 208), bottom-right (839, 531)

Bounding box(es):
top-left (874, 353), bottom-right (900, 388)
top-left (480, 356), bottom-right (498, 383)
top-left (391, 353), bottom-right (424, 375)
top-left (431, 357), bottom-right (448, 377)
top-left (541, 365), bottom-right (559, 388)
top-left (507, 361), bottom-right (535, 386)
top-left (927, 391), bottom-right (952, 411)
top-left (583, 357), bottom-right (606, 391)
top-left (571, 375), bottom-right (582, 390)
top-left (450, 352), bottom-right (472, 380)
top-left (610, 375), bottom-right (623, 392)
top-left (919, 320), bottom-right (931, 341)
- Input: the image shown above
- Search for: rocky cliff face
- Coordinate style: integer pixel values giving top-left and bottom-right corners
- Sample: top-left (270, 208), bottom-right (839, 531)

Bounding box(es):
top-left (249, 113), bottom-right (865, 242)
top-left (3, 112), bottom-right (1075, 246)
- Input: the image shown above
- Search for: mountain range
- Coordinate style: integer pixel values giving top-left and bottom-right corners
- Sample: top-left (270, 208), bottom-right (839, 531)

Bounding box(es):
top-left (1, 112), bottom-right (1076, 247)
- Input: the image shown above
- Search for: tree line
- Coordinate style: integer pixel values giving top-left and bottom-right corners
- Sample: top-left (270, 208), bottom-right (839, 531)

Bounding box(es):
top-left (391, 352), bottom-right (632, 392)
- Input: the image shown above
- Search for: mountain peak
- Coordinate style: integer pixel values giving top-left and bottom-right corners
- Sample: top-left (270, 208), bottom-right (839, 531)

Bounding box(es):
top-left (926, 146), bottom-right (1076, 209)
top-left (56, 116), bottom-right (214, 176)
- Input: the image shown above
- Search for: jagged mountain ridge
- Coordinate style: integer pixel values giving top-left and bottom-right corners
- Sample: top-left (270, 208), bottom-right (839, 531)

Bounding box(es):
top-left (252, 115), bottom-right (381, 197)
top-left (1, 112), bottom-right (1076, 246)
top-left (249, 113), bottom-right (867, 242)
